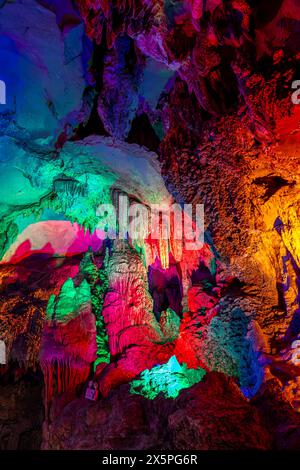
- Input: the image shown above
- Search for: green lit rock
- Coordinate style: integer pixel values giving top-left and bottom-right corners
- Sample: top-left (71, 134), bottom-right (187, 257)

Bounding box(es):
top-left (46, 278), bottom-right (91, 322)
top-left (160, 308), bottom-right (180, 341)
top-left (0, 135), bottom-right (171, 262)
top-left (79, 250), bottom-right (110, 368)
top-left (130, 356), bottom-right (206, 399)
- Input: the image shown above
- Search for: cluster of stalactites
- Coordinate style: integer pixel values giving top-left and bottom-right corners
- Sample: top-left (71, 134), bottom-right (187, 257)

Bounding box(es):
top-left (41, 358), bottom-right (90, 415)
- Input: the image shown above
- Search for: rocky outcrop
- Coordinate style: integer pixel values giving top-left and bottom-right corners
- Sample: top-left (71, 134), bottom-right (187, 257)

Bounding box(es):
top-left (130, 355), bottom-right (206, 399)
top-left (40, 278), bottom-right (97, 412)
top-left (98, 241), bottom-right (175, 395)
top-left (43, 372), bottom-right (272, 450)
top-left (253, 374), bottom-right (300, 449)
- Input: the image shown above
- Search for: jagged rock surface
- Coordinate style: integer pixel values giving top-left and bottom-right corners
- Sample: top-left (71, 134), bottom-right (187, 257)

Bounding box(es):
top-left (43, 372), bottom-right (272, 450)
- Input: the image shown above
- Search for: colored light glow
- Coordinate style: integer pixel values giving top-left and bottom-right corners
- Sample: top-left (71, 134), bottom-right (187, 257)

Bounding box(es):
top-left (130, 355), bottom-right (206, 399)
top-left (46, 278), bottom-right (91, 321)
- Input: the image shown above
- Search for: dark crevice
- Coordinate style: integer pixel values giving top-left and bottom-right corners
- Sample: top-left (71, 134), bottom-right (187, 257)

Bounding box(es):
top-left (0, 364), bottom-right (44, 450)
top-left (253, 176), bottom-right (293, 201)
top-left (126, 113), bottom-right (161, 152)
top-left (148, 262), bottom-right (183, 321)
top-left (191, 262), bottom-right (216, 290)
top-left (73, 100), bottom-right (109, 140)
top-left (72, 37), bottom-right (109, 140)
top-left (247, 0), bottom-right (284, 29)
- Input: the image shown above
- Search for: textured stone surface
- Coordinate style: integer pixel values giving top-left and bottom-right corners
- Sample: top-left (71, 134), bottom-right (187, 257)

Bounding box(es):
top-left (43, 372), bottom-right (272, 450)
top-left (253, 374), bottom-right (300, 449)
top-left (0, 369), bottom-right (44, 450)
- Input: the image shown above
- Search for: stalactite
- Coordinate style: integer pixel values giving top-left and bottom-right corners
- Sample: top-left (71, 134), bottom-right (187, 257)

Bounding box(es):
top-left (41, 357), bottom-right (91, 417)
top-left (159, 238), bottom-right (169, 270)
